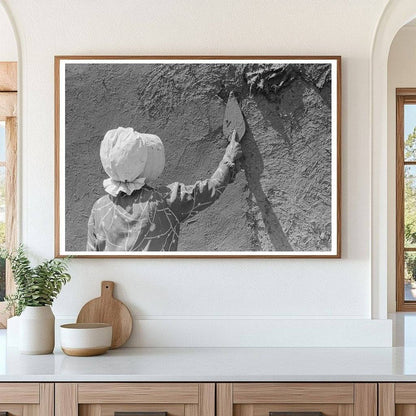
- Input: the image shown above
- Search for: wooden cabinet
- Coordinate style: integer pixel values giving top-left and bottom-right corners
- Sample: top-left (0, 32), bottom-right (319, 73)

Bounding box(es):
top-left (217, 383), bottom-right (377, 416)
top-left (55, 383), bottom-right (215, 416)
top-left (0, 381), bottom-right (386, 416)
top-left (379, 383), bottom-right (416, 416)
top-left (0, 383), bottom-right (53, 416)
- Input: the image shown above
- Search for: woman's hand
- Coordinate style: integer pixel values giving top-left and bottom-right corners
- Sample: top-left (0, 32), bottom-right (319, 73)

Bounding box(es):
top-left (224, 129), bottom-right (243, 163)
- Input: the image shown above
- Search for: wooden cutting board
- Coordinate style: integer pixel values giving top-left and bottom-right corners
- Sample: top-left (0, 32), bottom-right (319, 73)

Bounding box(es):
top-left (76, 281), bottom-right (133, 349)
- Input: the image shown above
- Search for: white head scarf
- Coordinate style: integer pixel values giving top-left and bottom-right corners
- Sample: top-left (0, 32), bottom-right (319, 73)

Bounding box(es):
top-left (100, 127), bottom-right (165, 197)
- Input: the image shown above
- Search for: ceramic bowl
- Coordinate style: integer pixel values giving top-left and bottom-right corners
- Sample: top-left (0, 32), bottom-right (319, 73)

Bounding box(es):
top-left (60, 323), bottom-right (112, 356)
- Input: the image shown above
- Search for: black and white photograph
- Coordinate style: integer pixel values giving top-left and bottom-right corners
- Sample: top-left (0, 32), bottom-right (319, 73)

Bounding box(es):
top-left (55, 57), bottom-right (341, 257)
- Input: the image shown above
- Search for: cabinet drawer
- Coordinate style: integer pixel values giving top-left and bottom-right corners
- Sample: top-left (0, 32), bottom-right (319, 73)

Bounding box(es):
top-left (217, 383), bottom-right (376, 416)
top-left (78, 383), bottom-right (200, 404)
top-left (56, 383), bottom-right (215, 416)
top-left (0, 383), bottom-right (39, 404)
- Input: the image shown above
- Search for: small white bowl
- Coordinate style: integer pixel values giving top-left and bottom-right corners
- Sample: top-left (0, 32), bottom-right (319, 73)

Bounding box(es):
top-left (60, 323), bottom-right (112, 356)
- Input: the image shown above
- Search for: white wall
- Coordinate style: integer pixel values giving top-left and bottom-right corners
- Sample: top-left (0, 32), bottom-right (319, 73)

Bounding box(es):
top-left (387, 25), bottom-right (416, 312)
top-left (1, 0), bottom-right (393, 346)
top-left (0, 4), bottom-right (16, 61)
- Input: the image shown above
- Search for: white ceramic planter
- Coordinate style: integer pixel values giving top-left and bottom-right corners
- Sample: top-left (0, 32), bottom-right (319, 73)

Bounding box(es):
top-left (19, 306), bottom-right (55, 354)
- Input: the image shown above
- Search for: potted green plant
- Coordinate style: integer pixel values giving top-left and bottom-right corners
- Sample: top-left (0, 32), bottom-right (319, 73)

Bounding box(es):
top-left (2, 245), bottom-right (71, 354)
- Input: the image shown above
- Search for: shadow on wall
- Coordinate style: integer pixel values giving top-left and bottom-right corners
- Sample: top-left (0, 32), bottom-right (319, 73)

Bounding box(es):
top-left (240, 123), bottom-right (293, 251)
top-left (227, 64), bottom-right (332, 252)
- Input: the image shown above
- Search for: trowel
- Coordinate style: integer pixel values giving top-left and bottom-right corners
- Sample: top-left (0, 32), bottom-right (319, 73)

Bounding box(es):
top-left (222, 92), bottom-right (246, 180)
top-left (223, 91), bottom-right (246, 143)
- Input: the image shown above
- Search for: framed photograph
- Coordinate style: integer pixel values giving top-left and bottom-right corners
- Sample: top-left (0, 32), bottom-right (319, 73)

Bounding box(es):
top-left (55, 56), bottom-right (341, 258)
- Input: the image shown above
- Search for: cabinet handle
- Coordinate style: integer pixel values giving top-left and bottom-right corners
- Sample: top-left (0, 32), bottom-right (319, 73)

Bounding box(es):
top-left (270, 413), bottom-right (324, 416)
top-left (115, 412), bottom-right (167, 416)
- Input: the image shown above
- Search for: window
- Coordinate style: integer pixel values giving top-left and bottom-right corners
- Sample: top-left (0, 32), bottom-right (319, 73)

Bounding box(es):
top-left (0, 62), bottom-right (17, 327)
top-left (0, 121), bottom-right (5, 301)
top-left (396, 89), bottom-right (416, 310)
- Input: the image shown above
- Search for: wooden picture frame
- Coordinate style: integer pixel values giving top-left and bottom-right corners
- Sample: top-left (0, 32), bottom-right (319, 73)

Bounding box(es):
top-left (55, 56), bottom-right (341, 258)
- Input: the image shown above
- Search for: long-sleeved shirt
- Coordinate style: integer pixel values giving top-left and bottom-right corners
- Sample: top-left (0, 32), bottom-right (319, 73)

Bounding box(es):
top-left (86, 159), bottom-right (233, 252)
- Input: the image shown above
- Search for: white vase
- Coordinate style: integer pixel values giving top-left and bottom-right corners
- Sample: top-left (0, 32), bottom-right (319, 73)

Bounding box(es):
top-left (19, 306), bottom-right (55, 354)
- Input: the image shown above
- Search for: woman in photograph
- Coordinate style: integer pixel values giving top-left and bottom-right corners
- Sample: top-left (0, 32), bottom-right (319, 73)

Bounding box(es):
top-left (86, 126), bottom-right (242, 252)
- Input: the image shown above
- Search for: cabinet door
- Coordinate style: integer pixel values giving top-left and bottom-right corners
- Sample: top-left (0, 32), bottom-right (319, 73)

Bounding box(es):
top-left (55, 383), bottom-right (215, 416)
top-left (0, 383), bottom-right (53, 416)
top-left (379, 383), bottom-right (416, 416)
top-left (217, 383), bottom-right (377, 416)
